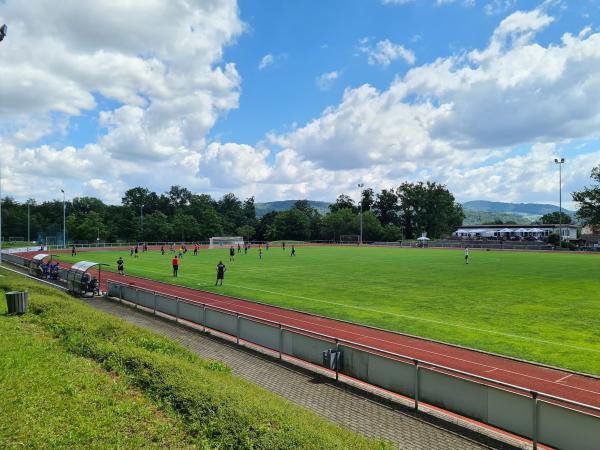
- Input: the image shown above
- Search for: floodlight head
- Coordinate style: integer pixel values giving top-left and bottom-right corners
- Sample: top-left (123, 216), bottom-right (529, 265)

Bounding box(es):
top-left (554, 158), bottom-right (558, 163)
top-left (0, 24), bottom-right (6, 42)
top-left (561, 158), bottom-right (565, 163)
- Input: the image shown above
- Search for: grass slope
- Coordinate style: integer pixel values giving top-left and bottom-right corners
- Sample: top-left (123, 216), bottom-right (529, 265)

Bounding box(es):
top-left (0, 269), bottom-right (386, 449)
top-left (59, 246), bottom-right (600, 375)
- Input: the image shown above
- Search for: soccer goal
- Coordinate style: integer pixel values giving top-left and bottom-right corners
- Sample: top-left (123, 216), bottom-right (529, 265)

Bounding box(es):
top-left (339, 235), bottom-right (360, 244)
top-left (209, 236), bottom-right (244, 249)
top-left (8, 237), bottom-right (25, 242)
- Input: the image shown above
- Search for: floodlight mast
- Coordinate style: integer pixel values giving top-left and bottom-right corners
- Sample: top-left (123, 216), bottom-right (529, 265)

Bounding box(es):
top-left (554, 158), bottom-right (565, 244)
top-left (0, 25), bottom-right (6, 263)
top-left (358, 183), bottom-right (364, 245)
top-left (61, 189), bottom-right (66, 248)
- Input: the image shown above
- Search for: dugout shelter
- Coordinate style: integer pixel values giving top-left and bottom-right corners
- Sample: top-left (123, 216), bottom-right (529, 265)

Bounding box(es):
top-left (66, 261), bottom-right (108, 297)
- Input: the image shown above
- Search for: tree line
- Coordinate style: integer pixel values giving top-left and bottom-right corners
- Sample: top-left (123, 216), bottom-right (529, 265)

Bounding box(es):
top-left (0, 182), bottom-right (465, 243)
top-left (2, 165), bottom-right (598, 244)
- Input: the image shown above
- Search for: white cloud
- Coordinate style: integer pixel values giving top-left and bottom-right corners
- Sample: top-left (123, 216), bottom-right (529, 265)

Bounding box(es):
top-left (358, 38), bottom-right (415, 67)
top-left (316, 71), bottom-right (340, 90)
top-left (259, 54), bottom-right (274, 70)
top-left (266, 7), bottom-right (600, 203)
top-left (484, 0), bottom-right (516, 16)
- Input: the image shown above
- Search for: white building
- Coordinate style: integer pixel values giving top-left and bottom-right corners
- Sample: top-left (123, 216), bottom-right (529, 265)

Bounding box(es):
top-left (454, 224), bottom-right (578, 240)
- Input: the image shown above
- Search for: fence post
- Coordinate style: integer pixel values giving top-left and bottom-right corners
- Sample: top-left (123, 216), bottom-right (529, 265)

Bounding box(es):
top-left (532, 391), bottom-right (538, 450)
top-left (414, 359), bottom-right (420, 411)
top-left (153, 291), bottom-right (157, 315)
top-left (236, 314), bottom-right (240, 345)
top-left (335, 339), bottom-right (340, 381)
top-left (278, 323), bottom-right (283, 360)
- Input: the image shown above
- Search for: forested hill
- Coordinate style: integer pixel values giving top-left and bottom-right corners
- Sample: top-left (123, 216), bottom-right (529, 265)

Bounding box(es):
top-left (255, 200), bottom-right (330, 217)
top-left (462, 201), bottom-right (575, 216)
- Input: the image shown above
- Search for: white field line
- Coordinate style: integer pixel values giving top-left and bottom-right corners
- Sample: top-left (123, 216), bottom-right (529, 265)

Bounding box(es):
top-left (224, 283), bottom-right (600, 355)
top-left (106, 264), bottom-right (599, 354)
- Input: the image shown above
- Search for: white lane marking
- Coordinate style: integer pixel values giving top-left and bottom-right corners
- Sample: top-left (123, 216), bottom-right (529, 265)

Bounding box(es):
top-left (555, 374), bottom-right (573, 383)
top-left (224, 283), bottom-right (600, 354)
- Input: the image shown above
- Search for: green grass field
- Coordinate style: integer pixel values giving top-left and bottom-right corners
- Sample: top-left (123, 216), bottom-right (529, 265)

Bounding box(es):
top-left (60, 246), bottom-right (600, 375)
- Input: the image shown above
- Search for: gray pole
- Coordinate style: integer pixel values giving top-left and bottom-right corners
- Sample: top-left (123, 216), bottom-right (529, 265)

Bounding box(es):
top-left (358, 183), bottom-right (364, 245)
top-left (0, 162), bottom-right (3, 265)
top-left (554, 158), bottom-right (565, 243)
top-left (61, 189), bottom-right (66, 247)
top-left (140, 205), bottom-right (144, 241)
top-left (27, 203), bottom-right (30, 242)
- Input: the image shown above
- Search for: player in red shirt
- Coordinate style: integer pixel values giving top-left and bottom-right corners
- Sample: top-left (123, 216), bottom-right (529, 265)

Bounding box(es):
top-left (172, 256), bottom-right (179, 277)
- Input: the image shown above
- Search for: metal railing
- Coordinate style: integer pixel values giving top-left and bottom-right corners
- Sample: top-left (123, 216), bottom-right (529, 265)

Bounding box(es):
top-left (106, 278), bottom-right (600, 450)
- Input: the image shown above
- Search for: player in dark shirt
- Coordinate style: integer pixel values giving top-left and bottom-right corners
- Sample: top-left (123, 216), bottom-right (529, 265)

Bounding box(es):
top-left (71, 245), bottom-right (76, 256)
top-left (282, 241), bottom-right (286, 251)
top-left (117, 257), bottom-right (124, 275)
top-left (215, 261), bottom-right (226, 286)
top-left (229, 246), bottom-right (235, 262)
top-left (160, 245), bottom-right (165, 255)
top-left (291, 245), bottom-right (296, 257)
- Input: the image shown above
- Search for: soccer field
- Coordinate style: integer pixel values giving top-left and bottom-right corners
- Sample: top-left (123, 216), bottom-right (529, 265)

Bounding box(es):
top-left (60, 246), bottom-right (600, 375)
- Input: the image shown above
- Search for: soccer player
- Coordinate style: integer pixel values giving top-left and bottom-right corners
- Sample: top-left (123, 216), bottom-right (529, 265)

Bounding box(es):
top-left (291, 245), bottom-right (296, 257)
top-left (160, 245), bottom-right (165, 255)
top-left (172, 255), bottom-right (179, 277)
top-left (215, 260), bottom-right (226, 286)
top-left (194, 244), bottom-right (198, 256)
top-left (117, 257), bottom-right (124, 275)
top-left (266, 242), bottom-right (269, 251)
top-left (258, 248), bottom-right (262, 260)
top-left (244, 244), bottom-right (248, 254)
top-left (237, 243), bottom-right (241, 254)
top-left (229, 245), bottom-right (235, 262)
top-left (464, 247), bottom-right (470, 265)
top-left (282, 241), bottom-right (286, 251)
top-left (130, 246), bottom-right (134, 257)
top-left (134, 246), bottom-right (139, 258)
top-left (71, 244), bottom-right (76, 256)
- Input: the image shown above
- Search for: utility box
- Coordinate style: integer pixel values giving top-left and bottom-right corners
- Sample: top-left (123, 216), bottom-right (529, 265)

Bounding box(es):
top-left (6, 291), bottom-right (29, 315)
top-left (322, 348), bottom-right (342, 370)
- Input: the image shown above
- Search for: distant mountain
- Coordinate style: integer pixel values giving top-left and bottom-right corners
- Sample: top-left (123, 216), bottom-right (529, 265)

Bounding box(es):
top-left (255, 200), bottom-right (331, 217)
top-left (462, 200), bottom-right (574, 216)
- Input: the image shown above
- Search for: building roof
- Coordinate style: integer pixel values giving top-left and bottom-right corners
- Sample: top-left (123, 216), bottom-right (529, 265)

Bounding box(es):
top-left (459, 224), bottom-right (577, 229)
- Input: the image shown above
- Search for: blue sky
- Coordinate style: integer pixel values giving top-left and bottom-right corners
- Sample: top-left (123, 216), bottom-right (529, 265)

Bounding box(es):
top-left (1, 0), bottom-right (600, 207)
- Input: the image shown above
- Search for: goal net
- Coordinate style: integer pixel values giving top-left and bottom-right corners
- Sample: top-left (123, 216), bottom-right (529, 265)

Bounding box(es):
top-left (9, 237), bottom-right (25, 242)
top-left (209, 236), bottom-right (244, 249)
top-left (340, 235), bottom-right (360, 244)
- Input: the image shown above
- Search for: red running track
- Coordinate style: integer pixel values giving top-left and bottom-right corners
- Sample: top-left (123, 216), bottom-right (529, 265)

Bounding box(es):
top-left (16, 250), bottom-right (600, 414)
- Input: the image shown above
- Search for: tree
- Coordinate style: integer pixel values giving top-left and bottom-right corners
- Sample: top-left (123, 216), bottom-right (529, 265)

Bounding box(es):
top-left (360, 188), bottom-right (375, 212)
top-left (573, 165), bottom-right (600, 227)
top-left (272, 209), bottom-right (311, 240)
top-left (236, 224), bottom-right (255, 241)
top-left (143, 212), bottom-right (172, 241)
top-left (171, 212), bottom-right (200, 241)
top-left (355, 210), bottom-right (383, 241)
top-left (397, 182), bottom-right (464, 239)
top-left (122, 187), bottom-right (159, 213)
top-left (373, 189), bottom-right (399, 226)
top-left (329, 194), bottom-right (357, 213)
top-left (540, 211), bottom-right (573, 225)
top-left (322, 208), bottom-right (356, 240)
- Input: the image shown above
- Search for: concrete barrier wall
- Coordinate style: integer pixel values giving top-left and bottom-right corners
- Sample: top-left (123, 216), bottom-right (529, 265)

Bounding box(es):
top-left (178, 301), bottom-right (203, 324)
top-left (340, 345), bottom-right (415, 397)
top-left (137, 290), bottom-right (155, 310)
top-left (239, 317), bottom-right (279, 351)
top-left (538, 401), bottom-right (600, 450)
top-left (282, 329), bottom-right (333, 366)
top-left (155, 294), bottom-right (177, 316)
top-left (121, 285), bottom-right (138, 303)
top-left (205, 308), bottom-right (237, 336)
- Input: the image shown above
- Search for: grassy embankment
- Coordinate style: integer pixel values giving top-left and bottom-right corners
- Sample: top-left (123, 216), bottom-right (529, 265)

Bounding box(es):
top-left (0, 268), bottom-right (386, 449)
top-left (59, 246), bottom-right (600, 375)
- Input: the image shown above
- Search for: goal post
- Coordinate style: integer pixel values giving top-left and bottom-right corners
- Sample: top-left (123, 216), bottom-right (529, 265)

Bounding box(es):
top-left (339, 235), bottom-right (360, 244)
top-left (209, 236), bottom-right (244, 249)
